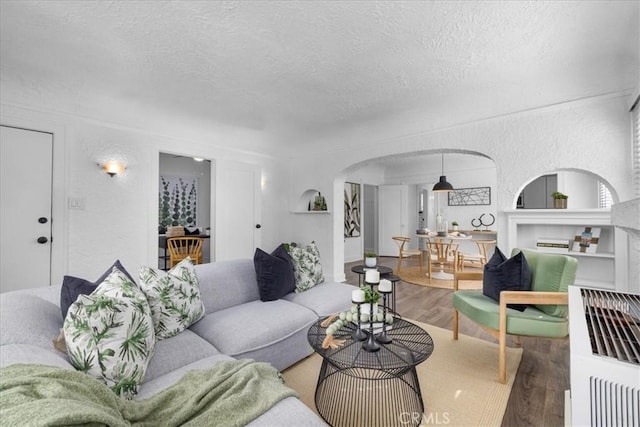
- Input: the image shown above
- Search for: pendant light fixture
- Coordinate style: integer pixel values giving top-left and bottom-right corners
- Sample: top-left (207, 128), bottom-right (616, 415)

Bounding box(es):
top-left (432, 151), bottom-right (454, 192)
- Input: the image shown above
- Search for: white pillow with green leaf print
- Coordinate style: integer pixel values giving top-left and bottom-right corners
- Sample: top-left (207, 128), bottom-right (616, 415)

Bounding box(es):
top-left (139, 257), bottom-right (205, 340)
top-left (63, 267), bottom-right (155, 399)
top-left (288, 241), bottom-right (325, 292)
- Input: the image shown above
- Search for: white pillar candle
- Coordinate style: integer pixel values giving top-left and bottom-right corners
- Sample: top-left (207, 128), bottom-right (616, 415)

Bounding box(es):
top-left (352, 289), bottom-right (365, 303)
top-left (365, 269), bottom-right (380, 283)
top-left (378, 279), bottom-right (392, 293)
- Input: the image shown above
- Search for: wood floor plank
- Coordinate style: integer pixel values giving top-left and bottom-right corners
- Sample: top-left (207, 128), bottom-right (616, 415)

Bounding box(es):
top-left (344, 257), bottom-right (568, 427)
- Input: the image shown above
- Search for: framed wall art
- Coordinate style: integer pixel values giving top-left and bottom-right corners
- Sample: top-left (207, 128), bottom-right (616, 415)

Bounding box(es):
top-left (448, 186), bottom-right (491, 206)
top-left (344, 182), bottom-right (361, 237)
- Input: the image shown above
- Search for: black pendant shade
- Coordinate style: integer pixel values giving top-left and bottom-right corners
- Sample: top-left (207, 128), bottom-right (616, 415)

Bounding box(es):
top-left (432, 152), bottom-right (454, 192)
top-left (433, 175), bottom-right (454, 192)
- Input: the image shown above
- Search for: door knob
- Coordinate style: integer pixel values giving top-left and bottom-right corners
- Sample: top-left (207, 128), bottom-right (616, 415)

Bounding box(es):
top-left (38, 217), bottom-right (48, 224)
top-left (255, 224), bottom-right (262, 229)
top-left (37, 236), bottom-right (48, 244)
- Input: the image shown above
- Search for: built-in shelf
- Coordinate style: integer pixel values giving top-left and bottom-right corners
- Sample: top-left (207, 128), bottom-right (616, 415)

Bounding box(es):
top-left (292, 210), bottom-right (331, 214)
top-left (505, 209), bottom-right (626, 291)
top-left (295, 188), bottom-right (329, 212)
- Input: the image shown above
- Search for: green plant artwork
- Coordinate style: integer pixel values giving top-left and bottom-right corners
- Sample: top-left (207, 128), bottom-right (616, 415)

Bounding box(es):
top-left (159, 175), bottom-right (198, 228)
top-left (344, 182), bottom-right (361, 237)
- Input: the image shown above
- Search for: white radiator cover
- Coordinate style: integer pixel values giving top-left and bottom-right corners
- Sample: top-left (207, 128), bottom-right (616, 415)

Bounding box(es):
top-left (568, 285), bottom-right (640, 427)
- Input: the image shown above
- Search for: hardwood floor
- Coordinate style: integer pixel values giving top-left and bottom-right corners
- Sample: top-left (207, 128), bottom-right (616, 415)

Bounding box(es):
top-left (344, 257), bottom-right (568, 427)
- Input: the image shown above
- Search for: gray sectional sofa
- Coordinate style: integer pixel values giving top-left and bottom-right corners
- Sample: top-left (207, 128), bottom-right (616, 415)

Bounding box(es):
top-left (0, 258), bottom-right (355, 425)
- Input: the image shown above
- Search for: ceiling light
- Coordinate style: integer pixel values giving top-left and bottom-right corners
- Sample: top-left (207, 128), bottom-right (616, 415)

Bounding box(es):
top-left (432, 152), bottom-right (454, 192)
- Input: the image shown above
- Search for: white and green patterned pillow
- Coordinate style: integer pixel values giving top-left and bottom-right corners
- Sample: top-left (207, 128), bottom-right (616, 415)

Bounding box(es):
top-left (288, 241), bottom-right (325, 292)
top-left (139, 257), bottom-right (205, 340)
top-left (63, 267), bottom-right (155, 399)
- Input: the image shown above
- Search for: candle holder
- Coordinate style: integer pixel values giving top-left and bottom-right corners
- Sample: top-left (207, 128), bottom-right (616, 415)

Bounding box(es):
top-left (362, 280), bottom-right (380, 352)
top-left (352, 300), bottom-right (367, 341)
top-left (376, 289), bottom-right (392, 344)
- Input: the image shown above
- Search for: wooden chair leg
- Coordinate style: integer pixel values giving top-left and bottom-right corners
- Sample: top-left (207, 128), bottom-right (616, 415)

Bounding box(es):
top-left (499, 298), bottom-right (508, 384)
top-left (396, 254), bottom-right (402, 273)
top-left (453, 308), bottom-right (459, 340)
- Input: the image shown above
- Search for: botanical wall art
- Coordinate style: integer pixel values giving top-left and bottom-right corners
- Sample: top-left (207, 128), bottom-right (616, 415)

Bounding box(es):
top-left (159, 175), bottom-right (198, 228)
top-left (448, 187), bottom-right (491, 206)
top-left (344, 182), bottom-right (361, 237)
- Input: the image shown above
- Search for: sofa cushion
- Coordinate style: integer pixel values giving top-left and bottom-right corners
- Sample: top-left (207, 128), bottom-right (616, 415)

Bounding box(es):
top-left (288, 241), bottom-right (325, 292)
top-left (0, 293), bottom-right (64, 350)
top-left (59, 260), bottom-right (136, 319)
top-left (189, 299), bottom-right (316, 359)
top-left (63, 268), bottom-right (156, 399)
top-left (139, 258), bottom-right (206, 340)
top-left (0, 344), bottom-right (72, 369)
top-left (144, 329), bottom-right (220, 382)
top-left (136, 353), bottom-right (236, 400)
top-left (253, 245), bottom-right (296, 302)
top-left (482, 247), bottom-right (531, 311)
top-left (195, 259), bottom-right (261, 313)
top-left (282, 281), bottom-right (355, 316)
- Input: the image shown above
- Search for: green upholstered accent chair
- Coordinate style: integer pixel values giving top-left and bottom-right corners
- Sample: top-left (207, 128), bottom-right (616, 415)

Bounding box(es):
top-left (452, 248), bottom-right (578, 383)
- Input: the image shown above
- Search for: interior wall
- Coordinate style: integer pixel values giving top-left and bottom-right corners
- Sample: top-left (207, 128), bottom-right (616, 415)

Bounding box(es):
top-left (0, 103), bottom-right (291, 281)
top-left (289, 94), bottom-right (633, 282)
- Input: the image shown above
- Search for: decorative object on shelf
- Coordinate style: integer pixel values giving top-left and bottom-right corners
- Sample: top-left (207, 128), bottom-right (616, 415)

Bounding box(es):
top-left (432, 151), bottom-right (454, 192)
top-left (451, 221), bottom-right (459, 231)
top-left (364, 252), bottom-right (377, 268)
top-left (471, 213), bottom-right (495, 231)
top-left (344, 182), bottom-right (361, 237)
top-left (448, 186), bottom-right (491, 206)
top-left (572, 227), bottom-right (600, 253)
top-left (313, 192), bottom-right (327, 211)
top-left (552, 192), bottom-right (568, 209)
top-left (364, 269), bottom-right (380, 284)
top-left (536, 237), bottom-right (570, 253)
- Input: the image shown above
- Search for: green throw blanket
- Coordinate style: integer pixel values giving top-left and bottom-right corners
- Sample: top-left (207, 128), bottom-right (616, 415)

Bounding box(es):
top-left (0, 360), bottom-right (298, 426)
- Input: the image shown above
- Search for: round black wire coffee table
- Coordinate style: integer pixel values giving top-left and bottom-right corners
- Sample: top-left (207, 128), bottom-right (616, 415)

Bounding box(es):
top-left (307, 317), bottom-right (434, 427)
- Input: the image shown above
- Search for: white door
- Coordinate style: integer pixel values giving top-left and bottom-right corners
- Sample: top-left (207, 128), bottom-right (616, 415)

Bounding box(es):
top-left (0, 126), bottom-right (53, 292)
top-left (378, 185), bottom-right (408, 256)
top-left (215, 160), bottom-right (261, 260)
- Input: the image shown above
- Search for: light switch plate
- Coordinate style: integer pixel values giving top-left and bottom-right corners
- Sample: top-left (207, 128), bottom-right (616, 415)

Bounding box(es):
top-left (68, 197), bottom-right (85, 210)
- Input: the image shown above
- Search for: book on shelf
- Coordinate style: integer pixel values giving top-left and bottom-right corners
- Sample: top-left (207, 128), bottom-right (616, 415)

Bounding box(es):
top-left (571, 227), bottom-right (600, 254)
top-left (536, 237), bottom-right (570, 252)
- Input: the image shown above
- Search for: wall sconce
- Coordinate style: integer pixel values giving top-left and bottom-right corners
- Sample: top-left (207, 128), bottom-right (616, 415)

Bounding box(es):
top-left (100, 161), bottom-right (126, 177)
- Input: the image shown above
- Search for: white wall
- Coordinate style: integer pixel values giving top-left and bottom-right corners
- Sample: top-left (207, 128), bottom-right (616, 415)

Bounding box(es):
top-left (1, 103), bottom-right (291, 284)
top-left (290, 94), bottom-right (634, 283)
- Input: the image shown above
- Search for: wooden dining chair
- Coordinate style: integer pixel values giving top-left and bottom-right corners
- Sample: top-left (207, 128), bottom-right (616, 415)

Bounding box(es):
top-left (392, 236), bottom-right (423, 274)
top-left (167, 237), bottom-right (203, 268)
top-left (457, 239), bottom-right (496, 271)
top-left (425, 238), bottom-right (459, 283)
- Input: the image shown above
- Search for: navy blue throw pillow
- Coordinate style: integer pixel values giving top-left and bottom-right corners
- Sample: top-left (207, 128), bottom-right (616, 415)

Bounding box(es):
top-left (59, 260), bottom-right (136, 319)
top-left (482, 248), bottom-right (531, 311)
top-left (254, 244), bottom-right (296, 301)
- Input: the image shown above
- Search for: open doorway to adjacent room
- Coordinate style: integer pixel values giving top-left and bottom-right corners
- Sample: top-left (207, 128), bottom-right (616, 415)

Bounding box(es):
top-left (158, 152), bottom-right (212, 269)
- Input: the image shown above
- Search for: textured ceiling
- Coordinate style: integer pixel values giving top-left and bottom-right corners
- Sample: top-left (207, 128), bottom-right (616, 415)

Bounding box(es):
top-left (1, 1), bottom-right (638, 155)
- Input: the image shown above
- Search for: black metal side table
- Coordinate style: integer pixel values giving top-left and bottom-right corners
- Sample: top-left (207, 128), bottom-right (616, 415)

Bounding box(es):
top-left (307, 317), bottom-right (434, 427)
